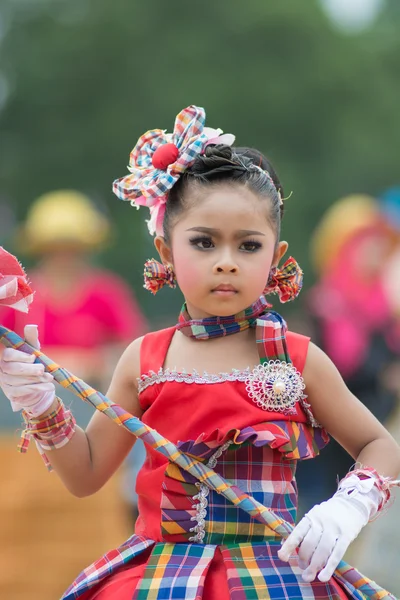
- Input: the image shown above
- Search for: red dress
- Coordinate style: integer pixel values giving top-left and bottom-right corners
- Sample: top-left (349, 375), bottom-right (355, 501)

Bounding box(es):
top-left (64, 327), bottom-right (361, 600)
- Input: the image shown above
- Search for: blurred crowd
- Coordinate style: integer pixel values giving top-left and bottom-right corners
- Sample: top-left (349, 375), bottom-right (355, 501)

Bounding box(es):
top-left (1, 186), bottom-right (400, 595)
top-left (0, 191), bottom-right (148, 568)
top-left (296, 189), bottom-right (400, 590)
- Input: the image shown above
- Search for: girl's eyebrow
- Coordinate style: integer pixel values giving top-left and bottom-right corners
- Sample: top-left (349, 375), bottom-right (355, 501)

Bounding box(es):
top-left (186, 226), bottom-right (265, 238)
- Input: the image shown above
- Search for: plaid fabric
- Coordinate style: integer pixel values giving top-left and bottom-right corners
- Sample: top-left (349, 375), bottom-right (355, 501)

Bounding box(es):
top-left (161, 444), bottom-right (298, 546)
top-left (112, 106), bottom-right (207, 236)
top-left (334, 563), bottom-right (389, 600)
top-left (160, 427), bottom-right (329, 545)
top-left (143, 259), bottom-right (177, 295)
top-left (113, 105), bottom-right (207, 206)
top-left (18, 397), bottom-right (76, 470)
top-left (264, 257), bottom-right (303, 304)
top-left (62, 535), bottom-right (155, 599)
top-left (133, 544), bottom-right (215, 599)
top-left (177, 296), bottom-right (271, 340)
top-left (255, 311), bottom-right (291, 364)
top-left (221, 543), bottom-right (352, 600)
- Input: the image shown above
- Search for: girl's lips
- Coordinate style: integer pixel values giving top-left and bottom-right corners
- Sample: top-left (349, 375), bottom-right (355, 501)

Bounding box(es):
top-left (212, 284), bottom-right (238, 295)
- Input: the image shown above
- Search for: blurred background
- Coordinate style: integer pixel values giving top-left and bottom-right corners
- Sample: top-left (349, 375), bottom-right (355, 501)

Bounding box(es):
top-left (0, 0), bottom-right (400, 597)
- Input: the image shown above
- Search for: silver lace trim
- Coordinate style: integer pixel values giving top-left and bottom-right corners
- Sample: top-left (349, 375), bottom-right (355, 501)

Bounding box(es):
top-left (188, 440), bottom-right (232, 543)
top-left (138, 366), bottom-right (321, 427)
top-left (137, 367), bottom-right (251, 394)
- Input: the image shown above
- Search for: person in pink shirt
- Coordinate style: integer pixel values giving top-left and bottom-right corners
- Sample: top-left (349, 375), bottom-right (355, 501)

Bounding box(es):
top-left (0, 190), bottom-right (147, 423)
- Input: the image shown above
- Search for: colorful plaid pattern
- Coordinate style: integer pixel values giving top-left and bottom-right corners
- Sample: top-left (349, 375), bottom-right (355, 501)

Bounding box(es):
top-left (112, 105), bottom-right (208, 235)
top-left (177, 296), bottom-right (272, 340)
top-left (18, 397), bottom-right (76, 470)
top-left (263, 257), bottom-right (303, 303)
top-left (255, 311), bottom-right (291, 365)
top-left (221, 543), bottom-right (349, 600)
top-left (177, 297), bottom-right (293, 372)
top-left (63, 534), bottom-right (155, 599)
top-left (334, 562), bottom-right (388, 600)
top-left (113, 106), bottom-right (207, 205)
top-left (133, 544), bottom-right (216, 599)
top-left (161, 443), bottom-right (298, 546)
top-left (143, 259), bottom-right (177, 295)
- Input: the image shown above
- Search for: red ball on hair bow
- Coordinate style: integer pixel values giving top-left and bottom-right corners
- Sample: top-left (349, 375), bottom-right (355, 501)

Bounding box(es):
top-left (143, 259), bottom-right (176, 295)
top-left (264, 257), bottom-right (303, 303)
top-left (152, 143), bottom-right (180, 170)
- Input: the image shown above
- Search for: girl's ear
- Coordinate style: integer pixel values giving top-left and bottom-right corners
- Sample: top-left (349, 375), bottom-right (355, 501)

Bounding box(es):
top-left (272, 241), bottom-right (288, 267)
top-left (154, 236), bottom-right (173, 266)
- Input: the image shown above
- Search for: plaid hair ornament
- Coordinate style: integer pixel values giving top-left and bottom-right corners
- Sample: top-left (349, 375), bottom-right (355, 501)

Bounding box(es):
top-left (112, 105), bottom-right (235, 235)
top-left (264, 257), bottom-right (303, 302)
top-left (143, 259), bottom-right (176, 295)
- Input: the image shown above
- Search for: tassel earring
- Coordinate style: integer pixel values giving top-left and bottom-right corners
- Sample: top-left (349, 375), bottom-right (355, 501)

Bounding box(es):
top-left (143, 259), bottom-right (176, 295)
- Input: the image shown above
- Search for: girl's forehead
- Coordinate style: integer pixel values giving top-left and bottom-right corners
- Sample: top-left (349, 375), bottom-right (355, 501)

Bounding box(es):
top-left (179, 186), bottom-right (271, 230)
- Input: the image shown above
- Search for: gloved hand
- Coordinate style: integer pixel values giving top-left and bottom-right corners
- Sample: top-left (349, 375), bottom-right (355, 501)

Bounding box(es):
top-left (0, 324), bottom-right (55, 417)
top-left (278, 474), bottom-right (382, 583)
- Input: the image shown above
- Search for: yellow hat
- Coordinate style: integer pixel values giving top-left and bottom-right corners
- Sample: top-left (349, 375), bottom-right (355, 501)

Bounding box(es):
top-left (310, 194), bottom-right (380, 275)
top-left (17, 190), bottom-right (110, 254)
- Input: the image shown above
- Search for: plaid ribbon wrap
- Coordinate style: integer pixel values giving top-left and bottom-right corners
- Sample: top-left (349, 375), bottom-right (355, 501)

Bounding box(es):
top-left (177, 295), bottom-right (272, 340)
top-left (18, 398), bottom-right (76, 470)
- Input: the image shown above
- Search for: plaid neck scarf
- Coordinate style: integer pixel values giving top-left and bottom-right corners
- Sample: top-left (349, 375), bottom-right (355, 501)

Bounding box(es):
top-left (177, 296), bottom-right (291, 363)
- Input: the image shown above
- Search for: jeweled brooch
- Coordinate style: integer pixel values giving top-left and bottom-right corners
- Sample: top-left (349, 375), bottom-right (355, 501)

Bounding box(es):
top-left (245, 360), bottom-right (306, 414)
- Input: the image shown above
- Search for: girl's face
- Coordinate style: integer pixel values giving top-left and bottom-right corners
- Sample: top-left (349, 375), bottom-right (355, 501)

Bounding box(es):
top-left (156, 184), bottom-right (287, 319)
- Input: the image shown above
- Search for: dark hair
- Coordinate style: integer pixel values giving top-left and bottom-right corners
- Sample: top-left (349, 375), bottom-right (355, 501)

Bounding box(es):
top-left (163, 145), bottom-right (285, 244)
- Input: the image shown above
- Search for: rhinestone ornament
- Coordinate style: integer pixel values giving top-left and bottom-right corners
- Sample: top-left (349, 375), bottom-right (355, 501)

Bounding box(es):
top-left (245, 360), bottom-right (306, 413)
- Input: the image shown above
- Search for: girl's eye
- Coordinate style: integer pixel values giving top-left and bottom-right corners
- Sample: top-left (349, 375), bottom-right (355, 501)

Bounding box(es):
top-left (189, 236), bottom-right (214, 250)
top-left (240, 240), bottom-right (262, 252)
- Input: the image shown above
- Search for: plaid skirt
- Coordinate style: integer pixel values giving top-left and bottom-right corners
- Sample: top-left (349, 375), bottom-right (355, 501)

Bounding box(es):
top-left (62, 424), bottom-right (394, 600)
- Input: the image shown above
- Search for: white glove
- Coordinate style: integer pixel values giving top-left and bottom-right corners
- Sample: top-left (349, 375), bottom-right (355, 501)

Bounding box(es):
top-left (278, 474), bottom-right (382, 583)
top-left (0, 324), bottom-right (55, 418)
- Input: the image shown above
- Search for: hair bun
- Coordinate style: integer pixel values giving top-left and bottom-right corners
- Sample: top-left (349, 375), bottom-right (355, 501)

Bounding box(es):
top-left (203, 144), bottom-right (233, 160)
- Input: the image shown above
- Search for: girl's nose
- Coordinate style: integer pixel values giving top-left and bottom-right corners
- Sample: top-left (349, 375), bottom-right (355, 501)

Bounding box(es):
top-left (213, 252), bottom-right (238, 274)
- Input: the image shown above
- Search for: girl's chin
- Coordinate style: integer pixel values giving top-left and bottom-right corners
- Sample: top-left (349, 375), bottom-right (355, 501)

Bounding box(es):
top-left (187, 297), bottom-right (259, 319)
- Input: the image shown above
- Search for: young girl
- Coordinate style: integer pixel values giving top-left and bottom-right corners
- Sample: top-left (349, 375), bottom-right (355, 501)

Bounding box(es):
top-left (1, 105), bottom-right (399, 600)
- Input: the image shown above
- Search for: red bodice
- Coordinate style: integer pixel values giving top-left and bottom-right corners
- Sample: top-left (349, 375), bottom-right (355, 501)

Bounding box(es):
top-left (134, 326), bottom-right (311, 542)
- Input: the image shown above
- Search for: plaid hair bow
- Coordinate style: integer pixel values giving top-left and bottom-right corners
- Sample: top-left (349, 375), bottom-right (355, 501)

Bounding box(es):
top-left (112, 105), bottom-right (234, 235)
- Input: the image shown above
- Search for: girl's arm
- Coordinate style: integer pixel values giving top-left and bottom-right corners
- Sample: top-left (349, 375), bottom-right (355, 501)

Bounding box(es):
top-left (278, 342), bottom-right (400, 582)
top-left (43, 336), bottom-right (144, 497)
top-left (303, 342), bottom-right (400, 476)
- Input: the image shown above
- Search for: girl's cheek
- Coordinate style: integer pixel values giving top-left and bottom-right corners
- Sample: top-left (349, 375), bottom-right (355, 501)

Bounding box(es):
top-left (174, 253), bottom-right (203, 289)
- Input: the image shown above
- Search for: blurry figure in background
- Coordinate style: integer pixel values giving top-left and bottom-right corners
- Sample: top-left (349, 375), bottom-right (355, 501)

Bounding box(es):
top-left (0, 190), bottom-right (147, 520)
top-left (0, 190), bottom-right (147, 394)
top-left (354, 189), bottom-right (400, 592)
top-left (297, 194), bottom-right (400, 511)
top-left (381, 187), bottom-right (400, 355)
